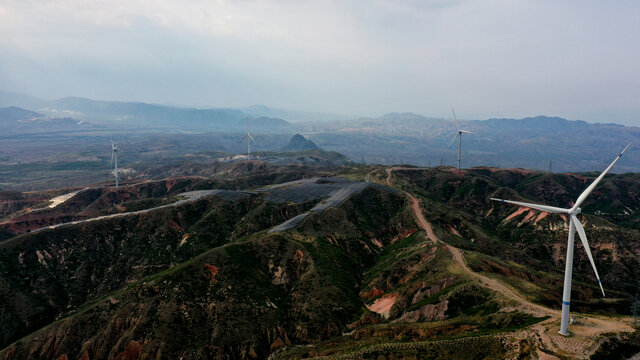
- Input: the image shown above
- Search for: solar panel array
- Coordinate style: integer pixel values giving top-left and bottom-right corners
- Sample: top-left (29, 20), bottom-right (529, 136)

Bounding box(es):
top-left (178, 190), bottom-right (253, 203)
top-left (29, 178), bottom-right (395, 236)
top-left (268, 213), bottom-right (310, 233)
top-left (259, 177), bottom-right (355, 203)
top-left (268, 180), bottom-right (398, 233)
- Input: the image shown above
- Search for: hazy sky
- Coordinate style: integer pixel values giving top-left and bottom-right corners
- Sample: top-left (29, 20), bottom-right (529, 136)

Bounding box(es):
top-left (1, 0), bottom-right (639, 124)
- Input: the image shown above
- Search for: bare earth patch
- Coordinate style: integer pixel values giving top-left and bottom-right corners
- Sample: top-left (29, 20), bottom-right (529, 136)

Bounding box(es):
top-left (367, 293), bottom-right (398, 319)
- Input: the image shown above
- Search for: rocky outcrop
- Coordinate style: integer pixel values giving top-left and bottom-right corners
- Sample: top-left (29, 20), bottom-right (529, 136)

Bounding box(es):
top-left (393, 300), bottom-right (448, 323)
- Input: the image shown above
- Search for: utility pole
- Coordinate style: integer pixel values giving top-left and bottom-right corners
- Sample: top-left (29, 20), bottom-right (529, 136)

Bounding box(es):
top-left (549, 160), bottom-right (553, 173)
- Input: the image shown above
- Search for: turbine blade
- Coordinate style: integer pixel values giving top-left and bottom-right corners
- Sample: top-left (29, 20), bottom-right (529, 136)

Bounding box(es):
top-left (572, 214), bottom-right (605, 297)
top-left (248, 133), bottom-right (255, 142)
top-left (448, 133), bottom-right (459, 147)
top-left (111, 150), bottom-right (114, 164)
top-left (490, 198), bottom-right (570, 214)
top-left (240, 134), bottom-right (248, 142)
top-left (573, 144), bottom-right (631, 209)
top-left (451, 107), bottom-right (460, 130)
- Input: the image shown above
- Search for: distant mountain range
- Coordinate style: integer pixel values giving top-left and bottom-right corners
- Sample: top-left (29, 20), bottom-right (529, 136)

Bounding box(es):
top-left (0, 91), bottom-right (294, 133)
top-left (1, 90), bottom-right (639, 172)
top-left (297, 113), bottom-right (640, 172)
top-left (0, 106), bottom-right (100, 136)
top-left (240, 104), bottom-right (351, 123)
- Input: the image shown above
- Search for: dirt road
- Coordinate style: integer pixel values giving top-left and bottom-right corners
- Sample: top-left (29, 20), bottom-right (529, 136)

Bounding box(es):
top-left (385, 167), bottom-right (634, 359)
top-left (386, 167), bottom-right (554, 316)
top-left (27, 190), bottom-right (236, 235)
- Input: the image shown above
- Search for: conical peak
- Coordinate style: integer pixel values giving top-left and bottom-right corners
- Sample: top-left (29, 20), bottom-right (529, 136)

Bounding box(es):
top-left (281, 133), bottom-right (320, 152)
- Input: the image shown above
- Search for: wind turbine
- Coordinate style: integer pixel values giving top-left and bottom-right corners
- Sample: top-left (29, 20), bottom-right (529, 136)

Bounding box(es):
top-left (491, 144), bottom-right (630, 336)
top-left (448, 108), bottom-right (473, 173)
top-left (111, 139), bottom-right (119, 189)
top-left (241, 121), bottom-right (255, 160)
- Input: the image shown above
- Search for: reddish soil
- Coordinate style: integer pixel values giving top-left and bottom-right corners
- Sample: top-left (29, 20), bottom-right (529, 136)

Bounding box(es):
top-left (506, 206), bottom-right (530, 221)
top-left (204, 264), bottom-right (219, 282)
top-left (367, 293), bottom-right (398, 318)
top-left (360, 287), bottom-right (385, 300)
top-left (114, 340), bottom-right (142, 360)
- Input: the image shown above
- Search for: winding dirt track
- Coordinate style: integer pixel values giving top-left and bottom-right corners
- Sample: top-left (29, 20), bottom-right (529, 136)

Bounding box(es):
top-left (24, 190), bottom-right (225, 235)
top-left (385, 167), bottom-right (633, 358)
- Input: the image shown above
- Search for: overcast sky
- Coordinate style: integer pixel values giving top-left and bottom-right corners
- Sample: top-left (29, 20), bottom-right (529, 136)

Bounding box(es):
top-left (1, 0), bottom-right (639, 124)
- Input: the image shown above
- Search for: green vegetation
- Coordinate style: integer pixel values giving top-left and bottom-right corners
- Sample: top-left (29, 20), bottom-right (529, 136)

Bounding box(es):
top-left (406, 281), bottom-right (466, 312)
top-left (591, 331), bottom-right (640, 360)
top-left (0, 163), bottom-right (638, 359)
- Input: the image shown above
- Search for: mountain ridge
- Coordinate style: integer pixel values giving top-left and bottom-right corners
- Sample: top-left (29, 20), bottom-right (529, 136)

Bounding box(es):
top-left (1, 91), bottom-right (639, 172)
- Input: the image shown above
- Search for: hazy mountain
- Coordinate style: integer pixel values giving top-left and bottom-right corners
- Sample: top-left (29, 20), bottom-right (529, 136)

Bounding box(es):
top-left (0, 106), bottom-right (43, 122)
top-left (0, 92), bottom-right (295, 134)
top-left (0, 106), bottom-right (99, 136)
top-left (46, 97), bottom-right (294, 133)
top-left (0, 91), bottom-right (49, 110)
top-left (242, 104), bottom-right (351, 123)
top-left (2, 91), bottom-right (639, 172)
top-left (300, 113), bottom-right (640, 172)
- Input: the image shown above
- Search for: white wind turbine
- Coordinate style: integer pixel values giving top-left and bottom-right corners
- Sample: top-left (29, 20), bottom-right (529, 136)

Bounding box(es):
top-left (111, 139), bottom-right (119, 189)
top-left (448, 108), bottom-right (473, 173)
top-left (241, 122), bottom-right (255, 160)
top-left (491, 144), bottom-right (630, 336)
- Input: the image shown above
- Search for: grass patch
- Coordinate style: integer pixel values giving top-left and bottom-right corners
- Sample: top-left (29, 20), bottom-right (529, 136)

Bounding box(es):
top-left (406, 281), bottom-right (467, 312)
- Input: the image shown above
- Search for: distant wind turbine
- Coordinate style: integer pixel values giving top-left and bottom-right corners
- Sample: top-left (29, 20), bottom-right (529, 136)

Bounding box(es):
top-left (448, 108), bottom-right (473, 173)
top-left (241, 121), bottom-right (255, 160)
top-left (111, 139), bottom-right (119, 189)
top-left (491, 144), bottom-right (630, 336)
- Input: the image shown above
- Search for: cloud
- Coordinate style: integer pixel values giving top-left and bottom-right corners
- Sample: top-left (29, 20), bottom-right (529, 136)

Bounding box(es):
top-left (0, 0), bottom-right (639, 124)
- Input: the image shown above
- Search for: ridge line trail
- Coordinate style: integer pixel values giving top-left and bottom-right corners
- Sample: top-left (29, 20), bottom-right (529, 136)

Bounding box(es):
top-left (18, 190), bottom-right (223, 236)
top-left (384, 167), bottom-right (632, 357)
top-left (385, 168), bottom-right (553, 316)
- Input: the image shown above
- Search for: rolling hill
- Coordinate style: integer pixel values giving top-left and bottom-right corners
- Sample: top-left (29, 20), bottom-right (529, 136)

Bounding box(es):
top-left (0, 163), bottom-right (638, 359)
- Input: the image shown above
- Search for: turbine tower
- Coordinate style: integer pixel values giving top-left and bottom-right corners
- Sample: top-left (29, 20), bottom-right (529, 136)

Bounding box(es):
top-left (241, 121), bottom-right (255, 160)
top-left (111, 139), bottom-right (119, 189)
top-left (491, 144), bottom-right (630, 336)
top-left (448, 108), bottom-right (473, 173)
